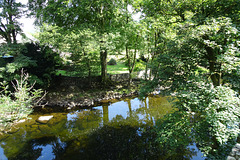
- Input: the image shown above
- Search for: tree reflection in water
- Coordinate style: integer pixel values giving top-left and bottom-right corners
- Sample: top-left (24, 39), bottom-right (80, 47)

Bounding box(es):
top-left (0, 96), bottom-right (207, 160)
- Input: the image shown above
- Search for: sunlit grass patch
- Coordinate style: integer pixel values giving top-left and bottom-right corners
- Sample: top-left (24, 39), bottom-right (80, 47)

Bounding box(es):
top-left (107, 62), bottom-right (129, 74)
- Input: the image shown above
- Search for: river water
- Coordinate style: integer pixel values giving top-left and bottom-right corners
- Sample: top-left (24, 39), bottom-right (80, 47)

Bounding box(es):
top-left (0, 96), bottom-right (206, 160)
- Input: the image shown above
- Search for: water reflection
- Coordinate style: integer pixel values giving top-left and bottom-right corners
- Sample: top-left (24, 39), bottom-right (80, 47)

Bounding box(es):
top-left (0, 96), bottom-right (205, 159)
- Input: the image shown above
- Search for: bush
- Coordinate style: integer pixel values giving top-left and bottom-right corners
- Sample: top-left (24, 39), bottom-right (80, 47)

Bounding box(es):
top-left (108, 58), bottom-right (117, 65)
top-left (134, 61), bottom-right (145, 72)
top-left (22, 42), bottom-right (62, 88)
top-left (0, 43), bottom-right (61, 89)
top-left (0, 71), bottom-right (44, 129)
top-left (0, 43), bottom-right (36, 83)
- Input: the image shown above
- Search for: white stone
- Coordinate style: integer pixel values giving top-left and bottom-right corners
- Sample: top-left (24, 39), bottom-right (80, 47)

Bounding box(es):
top-left (236, 151), bottom-right (240, 159)
top-left (230, 151), bottom-right (236, 157)
top-left (236, 152), bottom-right (240, 156)
top-left (226, 156), bottom-right (236, 160)
top-left (17, 119), bottom-right (26, 123)
top-left (37, 116), bottom-right (53, 123)
top-left (235, 144), bottom-right (240, 149)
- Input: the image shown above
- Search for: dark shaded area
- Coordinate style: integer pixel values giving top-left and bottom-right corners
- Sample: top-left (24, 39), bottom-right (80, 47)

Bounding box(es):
top-left (22, 42), bottom-right (62, 88)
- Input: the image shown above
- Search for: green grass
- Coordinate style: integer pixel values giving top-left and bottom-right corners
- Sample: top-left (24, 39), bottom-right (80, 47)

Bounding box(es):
top-left (56, 70), bottom-right (67, 76)
top-left (56, 70), bottom-right (83, 76)
top-left (56, 62), bottom-right (129, 76)
top-left (107, 62), bottom-right (129, 74)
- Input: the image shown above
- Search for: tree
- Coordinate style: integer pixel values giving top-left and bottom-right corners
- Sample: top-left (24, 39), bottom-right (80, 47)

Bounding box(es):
top-left (151, 17), bottom-right (240, 90)
top-left (0, 43), bottom-right (36, 83)
top-left (138, 0), bottom-right (240, 158)
top-left (35, 24), bottom-right (101, 80)
top-left (192, 17), bottom-right (240, 87)
top-left (138, 0), bottom-right (240, 92)
top-left (28, 0), bottom-right (126, 84)
top-left (0, 0), bottom-right (25, 44)
top-left (138, 0), bottom-right (240, 24)
top-left (125, 21), bottom-right (139, 85)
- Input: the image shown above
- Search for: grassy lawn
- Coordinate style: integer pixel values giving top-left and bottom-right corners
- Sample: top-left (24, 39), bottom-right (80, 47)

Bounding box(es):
top-left (56, 70), bottom-right (83, 76)
top-left (107, 62), bottom-right (129, 74)
top-left (56, 62), bottom-right (129, 76)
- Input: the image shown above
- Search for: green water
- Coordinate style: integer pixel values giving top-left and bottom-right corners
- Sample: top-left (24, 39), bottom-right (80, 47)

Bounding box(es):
top-left (0, 96), bottom-right (205, 160)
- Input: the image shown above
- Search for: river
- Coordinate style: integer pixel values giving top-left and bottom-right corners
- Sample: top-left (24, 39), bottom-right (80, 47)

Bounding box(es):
top-left (0, 95), bottom-right (206, 160)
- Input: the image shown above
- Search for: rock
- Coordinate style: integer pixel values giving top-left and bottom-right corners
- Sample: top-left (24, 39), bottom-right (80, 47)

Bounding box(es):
top-left (16, 119), bottom-right (26, 124)
top-left (36, 115), bottom-right (53, 124)
top-left (235, 144), bottom-right (240, 149)
top-left (236, 151), bottom-right (240, 158)
top-left (230, 150), bottom-right (236, 157)
top-left (227, 156), bottom-right (236, 160)
top-left (230, 148), bottom-right (239, 157)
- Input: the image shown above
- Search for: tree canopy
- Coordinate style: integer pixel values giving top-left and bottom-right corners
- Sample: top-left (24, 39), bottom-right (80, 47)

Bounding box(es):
top-left (0, 0), bottom-right (26, 43)
top-left (0, 0), bottom-right (240, 158)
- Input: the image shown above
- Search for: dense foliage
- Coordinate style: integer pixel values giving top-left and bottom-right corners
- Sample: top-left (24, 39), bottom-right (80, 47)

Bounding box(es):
top-left (0, 72), bottom-right (43, 128)
top-left (136, 0), bottom-right (240, 159)
top-left (0, 43), bottom-right (36, 83)
top-left (0, 0), bottom-right (26, 43)
top-left (22, 42), bottom-right (62, 88)
top-left (0, 43), bottom-right (61, 88)
top-left (0, 0), bottom-right (239, 158)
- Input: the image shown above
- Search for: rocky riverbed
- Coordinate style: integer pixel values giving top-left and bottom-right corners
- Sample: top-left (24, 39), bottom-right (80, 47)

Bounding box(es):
top-left (42, 81), bottom-right (143, 109)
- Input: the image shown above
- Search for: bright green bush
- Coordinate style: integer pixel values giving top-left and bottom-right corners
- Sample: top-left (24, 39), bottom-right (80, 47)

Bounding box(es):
top-left (0, 72), bottom-right (43, 128)
top-left (134, 60), bottom-right (145, 71)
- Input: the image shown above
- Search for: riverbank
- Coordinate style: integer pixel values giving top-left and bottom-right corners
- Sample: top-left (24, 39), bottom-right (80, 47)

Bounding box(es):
top-left (42, 80), bottom-right (143, 109)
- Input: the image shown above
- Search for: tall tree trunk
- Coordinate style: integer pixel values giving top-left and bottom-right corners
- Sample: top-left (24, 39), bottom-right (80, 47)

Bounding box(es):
top-left (100, 46), bottom-right (107, 84)
top-left (82, 45), bottom-right (92, 86)
top-left (12, 29), bottom-right (17, 44)
top-left (206, 46), bottom-right (221, 87)
top-left (145, 54), bottom-right (149, 80)
top-left (126, 35), bottom-right (138, 86)
top-left (99, 2), bottom-right (108, 85)
top-left (126, 45), bottom-right (131, 86)
top-left (145, 36), bottom-right (150, 80)
top-left (9, 13), bottom-right (17, 44)
top-left (149, 30), bottom-right (158, 79)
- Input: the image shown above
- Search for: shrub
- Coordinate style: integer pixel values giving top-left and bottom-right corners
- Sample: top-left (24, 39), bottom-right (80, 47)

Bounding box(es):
top-left (134, 61), bottom-right (145, 72)
top-left (0, 43), bottom-right (61, 89)
top-left (0, 71), bottom-right (44, 129)
top-left (22, 42), bottom-right (62, 88)
top-left (108, 58), bottom-right (117, 65)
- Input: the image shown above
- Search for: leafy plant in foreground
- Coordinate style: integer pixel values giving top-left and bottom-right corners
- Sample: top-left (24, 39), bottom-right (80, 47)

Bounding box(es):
top-left (0, 71), bottom-right (44, 129)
